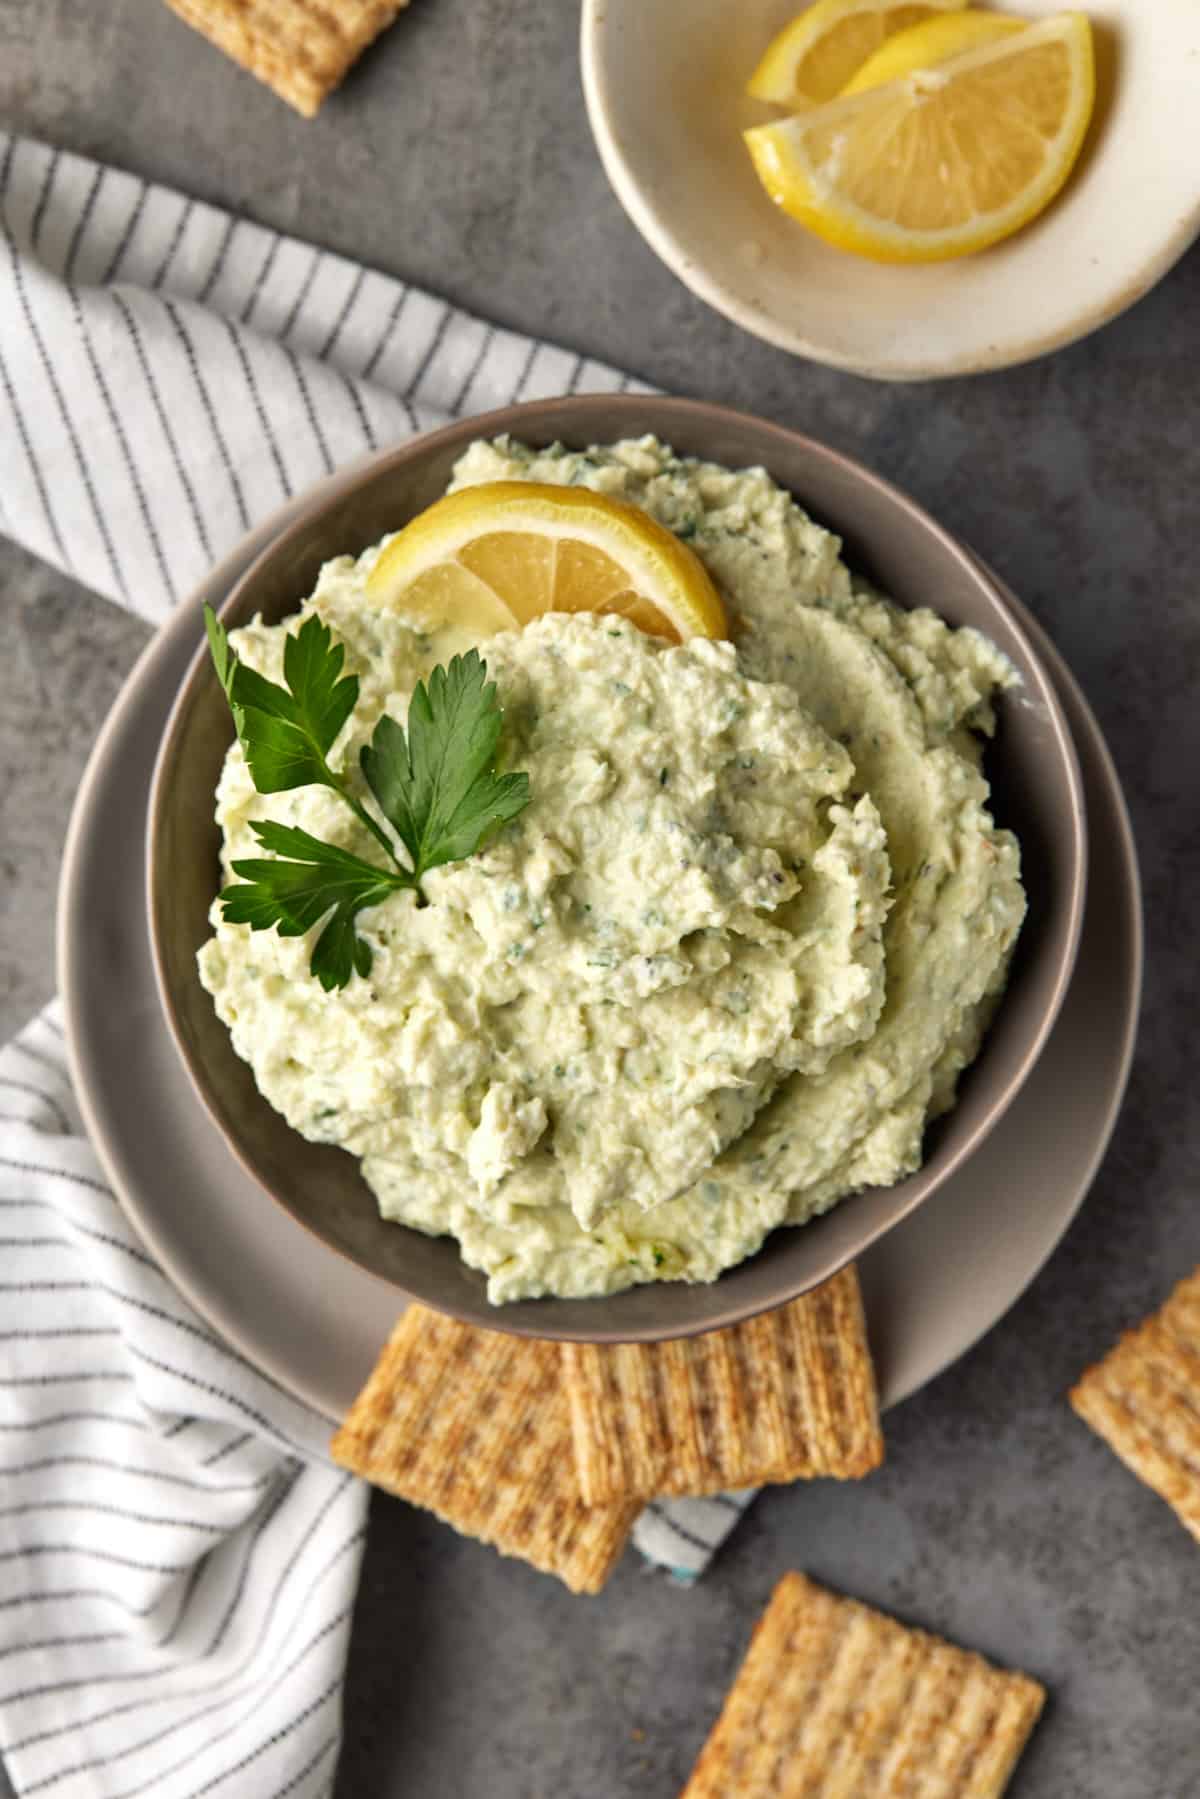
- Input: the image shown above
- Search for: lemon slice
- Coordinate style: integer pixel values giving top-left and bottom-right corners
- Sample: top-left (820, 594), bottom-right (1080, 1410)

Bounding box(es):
top-left (744, 11), bottom-right (1095, 263)
top-left (842, 8), bottom-right (1023, 92)
top-left (746, 0), bottom-right (967, 108)
top-left (366, 482), bottom-right (728, 643)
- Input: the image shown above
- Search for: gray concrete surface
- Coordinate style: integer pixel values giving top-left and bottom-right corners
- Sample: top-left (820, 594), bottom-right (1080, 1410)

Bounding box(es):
top-left (2, 2), bottom-right (1199, 1794)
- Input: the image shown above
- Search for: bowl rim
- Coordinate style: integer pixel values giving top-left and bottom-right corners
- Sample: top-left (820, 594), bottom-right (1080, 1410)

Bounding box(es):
top-left (578, 0), bottom-right (1200, 381)
top-left (146, 393), bottom-right (1087, 1340)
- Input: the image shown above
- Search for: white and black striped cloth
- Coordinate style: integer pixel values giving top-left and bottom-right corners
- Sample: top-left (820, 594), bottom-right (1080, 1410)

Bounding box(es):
top-left (0, 1008), bottom-right (365, 1799)
top-left (0, 130), bottom-right (752, 1798)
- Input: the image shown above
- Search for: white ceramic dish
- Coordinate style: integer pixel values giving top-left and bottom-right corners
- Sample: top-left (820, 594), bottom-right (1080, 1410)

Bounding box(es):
top-left (58, 471), bottom-right (1141, 1420)
top-left (581, 0), bottom-right (1200, 379)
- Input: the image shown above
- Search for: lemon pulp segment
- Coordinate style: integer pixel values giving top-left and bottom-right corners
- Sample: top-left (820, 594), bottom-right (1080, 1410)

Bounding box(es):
top-left (746, 0), bottom-right (967, 107)
top-left (841, 8), bottom-right (1025, 93)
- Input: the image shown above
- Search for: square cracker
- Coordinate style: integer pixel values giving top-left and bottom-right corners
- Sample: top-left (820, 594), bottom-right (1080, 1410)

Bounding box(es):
top-left (563, 1265), bottom-right (883, 1504)
top-left (681, 1571), bottom-right (1045, 1799)
top-left (162, 0), bottom-right (410, 117)
top-left (1070, 1263), bottom-right (1200, 1543)
top-left (330, 1305), bottom-right (638, 1594)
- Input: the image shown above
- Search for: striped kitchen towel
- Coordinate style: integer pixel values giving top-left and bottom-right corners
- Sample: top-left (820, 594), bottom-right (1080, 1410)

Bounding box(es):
top-left (0, 1007), bottom-right (365, 1799)
top-left (0, 131), bottom-right (751, 1796)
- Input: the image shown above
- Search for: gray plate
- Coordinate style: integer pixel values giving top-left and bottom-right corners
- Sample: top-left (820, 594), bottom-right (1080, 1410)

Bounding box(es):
top-left (57, 478), bottom-right (1141, 1417)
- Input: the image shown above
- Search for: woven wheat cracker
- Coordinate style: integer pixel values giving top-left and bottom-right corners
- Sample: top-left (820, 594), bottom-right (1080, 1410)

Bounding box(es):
top-left (564, 1265), bottom-right (882, 1503)
top-left (163, 0), bottom-right (410, 116)
top-left (1070, 1264), bottom-right (1200, 1544)
top-left (682, 1571), bottom-right (1045, 1798)
top-left (330, 1305), bottom-right (637, 1594)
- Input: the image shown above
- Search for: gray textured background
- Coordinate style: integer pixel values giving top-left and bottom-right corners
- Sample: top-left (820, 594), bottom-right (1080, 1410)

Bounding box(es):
top-left (2, 2), bottom-right (1198, 1795)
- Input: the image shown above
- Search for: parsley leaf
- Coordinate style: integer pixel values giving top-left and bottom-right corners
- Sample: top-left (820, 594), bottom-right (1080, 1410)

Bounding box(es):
top-left (361, 651), bottom-right (531, 886)
top-left (205, 607), bottom-right (361, 794)
top-left (204, 604), bottom-right (397, 864)
top-left (204, 609), bottom-right (531, 989)
top-left (205, 602), bottom-right (241, 718)
top-left (224, 822), bottom-right (405, 991)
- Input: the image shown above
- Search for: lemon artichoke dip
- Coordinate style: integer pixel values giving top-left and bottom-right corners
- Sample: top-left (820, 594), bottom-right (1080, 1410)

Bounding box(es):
top-left (198, 437), bottom-right (1026, 1304)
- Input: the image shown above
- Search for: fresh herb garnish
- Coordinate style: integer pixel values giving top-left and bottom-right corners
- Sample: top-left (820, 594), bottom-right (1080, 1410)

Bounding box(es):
top-left (204, 605), bottom-right (530, 990)
top-left (359, 655), bottom-right (532, 888)
top-left (219, 820), bottom-right (403, 991)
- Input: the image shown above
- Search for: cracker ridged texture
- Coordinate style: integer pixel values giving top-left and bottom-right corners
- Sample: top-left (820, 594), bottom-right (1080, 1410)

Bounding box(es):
top-left (563, 1265), bottom-right (883, 1503)
top-left (681, 1571), bottom-right (1045, 1799)
top-left (162, 0), bottom-right (410, 116)
top-left (330, 1305), bottom-right (638, 1594)
top-left (1070, 1263), bottom-right (1200, 1543)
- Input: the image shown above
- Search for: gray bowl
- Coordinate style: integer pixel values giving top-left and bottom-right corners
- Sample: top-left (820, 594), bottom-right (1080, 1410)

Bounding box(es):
top-left (147, 395), bottom-right (1086, 1342)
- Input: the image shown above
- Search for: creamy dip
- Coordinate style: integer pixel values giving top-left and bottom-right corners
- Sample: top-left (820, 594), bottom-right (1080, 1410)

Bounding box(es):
top-left (198, 436), bottom-right (1025, 1303)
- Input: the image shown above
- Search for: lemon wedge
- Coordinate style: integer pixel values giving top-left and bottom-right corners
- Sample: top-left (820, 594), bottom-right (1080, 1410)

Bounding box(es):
top-left (366, 482), bottom-right (728, 643)
top-left (744, 11), bottom-right (1095, 263)
top-left (841, 8), bottom-right (1023, 92)
top-left (746, 0), bottom-right (967, 108)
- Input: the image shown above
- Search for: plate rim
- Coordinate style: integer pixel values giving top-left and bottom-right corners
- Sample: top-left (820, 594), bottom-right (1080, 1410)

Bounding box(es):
top-left (57, 481), bottom-right (1141, 1421)
top-left (913, 558), bottom-right (1144, 1386)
